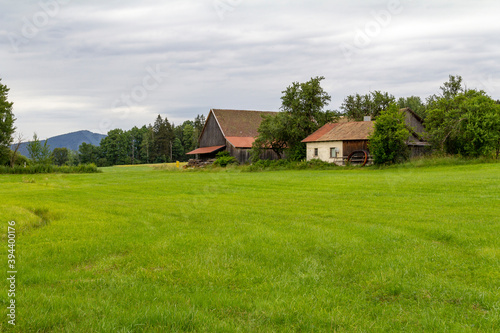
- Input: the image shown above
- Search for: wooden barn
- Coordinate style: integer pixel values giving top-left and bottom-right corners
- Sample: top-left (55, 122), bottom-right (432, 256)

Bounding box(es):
top-left (302, 108), bottom-right (430, 164)
top-left (186, 109), bottom-right (281, 164)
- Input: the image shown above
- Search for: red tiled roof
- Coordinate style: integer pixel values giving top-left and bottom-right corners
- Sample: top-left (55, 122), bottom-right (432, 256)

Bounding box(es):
top-left (302, 123), bottom-right (340, 143)
top-left (302, 121), bottom-right (375, 142)
top-left (225, 136), bottom-right (255, 148)
top-left (186, 145), bottom-right (225, 155)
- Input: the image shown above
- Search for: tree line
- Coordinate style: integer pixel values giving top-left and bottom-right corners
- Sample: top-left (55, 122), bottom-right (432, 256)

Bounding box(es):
top-left (78, 114), bottom-right (205, 166)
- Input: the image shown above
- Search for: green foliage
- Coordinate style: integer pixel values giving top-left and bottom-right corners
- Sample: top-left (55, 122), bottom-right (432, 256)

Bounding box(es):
top-left (27, 133), bottom-right (52, 165)
top-left (280, 76), bottom-right (335, 160)
top-left (78, 142), bottom-right (101, 165)
top-left (152, 115), bottom-right (175, 163)
top-left (8, 150), bottom-right (29, 166)
top-left (341, 90), bottom-right (395, 121)
top-left (0, 146), bottom-right (10, 166)
top-left (253, 76), bottom-right (336, 161)
top-left (171, 137), bottom-right (184, 161)
top-left (0, 78), bottom-right (15, 163)
top-left (0, 163), bottom-right (100, 174)
top-left (140, 125), bottom-right (154, 164)
top-left (397, 96), bottom-right (426, 119)
top-left (368, 104), bottom-right (410, 165)
top-left (426, 84), bottom-right (500, 157)
top-left (181, 123), bottom-right (196, 153)
top-left (250, 112), bottom-right (290, 162)
top-left (99, 129), bottom-right (131, 165)
top-left (76, 114), bottom-right (206, 166)
top-left (52, 147), bottom-right (69, 166)
top-left (388, 155), bottom-right (499, 169)
top-left (213, 151), bottom-right (238, 167)
top-left (128, 126), bottom-right (146, 164)
top-left (67, 149), bottom-right (79, 166)
top-left (245, 158), bottom-right (339, 171)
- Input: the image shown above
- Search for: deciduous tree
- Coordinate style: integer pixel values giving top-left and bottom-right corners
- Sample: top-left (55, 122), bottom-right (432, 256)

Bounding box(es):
top-left (0, 78), bottom-right (15, 165)
top-left (368, 104), bottom-right (410, 164)
top-left (341, 91), bottom-right (395, 121)
top-left (251, 112), bottom-right (290, 161)
top-left (27, 133), bottom-right (52, 165)
top-left (426, 88), bottom-right (500, 157)
top-left (279, 76), bottom-right (337, 160)
top-left (52, 147), bottom-right (69, 166)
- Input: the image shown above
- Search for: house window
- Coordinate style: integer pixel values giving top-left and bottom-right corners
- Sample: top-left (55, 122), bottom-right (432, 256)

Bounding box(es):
top-left (314, 148), bottom-right (318, 156)
top-left (330, 147), bottom-right (337, 158)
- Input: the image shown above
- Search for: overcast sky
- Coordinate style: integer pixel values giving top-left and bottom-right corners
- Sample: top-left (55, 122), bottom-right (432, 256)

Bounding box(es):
top-left (1, 0), bottom-right (499, 139)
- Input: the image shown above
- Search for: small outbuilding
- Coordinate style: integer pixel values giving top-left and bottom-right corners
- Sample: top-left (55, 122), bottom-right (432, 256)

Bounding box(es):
top-left (186, 109), bottom-right (281, 164)
top-left (302, 108), bottom-right (429, 165)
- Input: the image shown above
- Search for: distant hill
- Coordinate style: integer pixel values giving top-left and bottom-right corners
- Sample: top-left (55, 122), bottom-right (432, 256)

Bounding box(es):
top-left (14, 130), bottom-right (107, 157)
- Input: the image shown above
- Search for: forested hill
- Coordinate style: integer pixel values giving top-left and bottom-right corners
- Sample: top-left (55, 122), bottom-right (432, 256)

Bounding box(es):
top-left (15, 130), bottom-right (106, 157)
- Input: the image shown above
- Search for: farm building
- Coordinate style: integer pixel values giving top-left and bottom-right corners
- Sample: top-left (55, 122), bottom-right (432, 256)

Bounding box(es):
top-left (302, 108), bottom-right (429, 165)
top-left (186, 109), bottom-right (281, 164)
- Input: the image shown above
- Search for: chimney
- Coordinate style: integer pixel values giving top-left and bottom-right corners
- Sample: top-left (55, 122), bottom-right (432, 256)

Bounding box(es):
top-left (363, 116), bottom-right (371, 121)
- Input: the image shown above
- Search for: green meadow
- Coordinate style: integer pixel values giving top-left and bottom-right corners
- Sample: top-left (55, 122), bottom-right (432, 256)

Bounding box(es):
top-left (0, 163), bottom-right (499, 332)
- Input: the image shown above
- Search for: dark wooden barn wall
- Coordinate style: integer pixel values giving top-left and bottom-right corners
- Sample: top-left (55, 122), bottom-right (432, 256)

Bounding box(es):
top-left (199, 114), bottom-right (225, 147)
top-left (226, 141), bottom-right (281, 164)
top-left (409, 145), bottom-right (431, 158)
top-left (343, 140), bottom-right (369, 157)
top-left (405, 112), bottom-right (426, 135)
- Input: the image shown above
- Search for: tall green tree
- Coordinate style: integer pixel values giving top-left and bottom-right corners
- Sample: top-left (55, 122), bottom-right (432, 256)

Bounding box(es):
top-left (181, 123), bottom-right (196, 153)
top-left (425, 75), bottom-right (464, 112)
top-left (128, 126), bottom-right (148, 164)
top-left (171, 137), bottom-right (184, 161)
top-left (27, 133), bottom-right (52, 165)
top-left (152, 115), bottom-right (175, 163)
top-left (279, 76), bottom-right (336, 159)
top-left (52, 147), bottom-right (69, 166)
top-left (100, 129), bottom-right (130, 165)
top-left (191, 114), bottom-right (205, 151)
top-left (341, 91), bottom-right (395, 121)
top-left (0, 78), bottom-right (15, 165)
top-left (193, 114), bottom-right (205, 136)
top-left (79, 142), bottom-right (101, 165)
top-left (140, 125), bottom-right (154, 164)
top-left (368, 104), bottom-right (410, 165)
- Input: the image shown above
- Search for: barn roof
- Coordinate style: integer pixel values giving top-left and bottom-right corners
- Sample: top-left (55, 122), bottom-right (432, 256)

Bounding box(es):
top-left (302, 121), bottom-right (375, 143)
top-left (205, 109), bottom-right (278, 148)
top-left (210, 109), bottom-right (278, 137)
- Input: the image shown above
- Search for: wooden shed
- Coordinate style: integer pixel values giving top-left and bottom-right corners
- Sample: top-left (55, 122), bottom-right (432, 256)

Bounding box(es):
top-left (186, 109), bottom-right (281, 164)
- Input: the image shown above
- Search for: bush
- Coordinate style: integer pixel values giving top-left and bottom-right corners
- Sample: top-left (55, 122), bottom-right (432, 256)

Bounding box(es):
top-left (245, 158), bottom-right (338, 171)
top-left (368, 103), bottom-right (410, 165)
top-left (213, 151), bottom-right (238, 167)
top-left (0, 163), bottom-right (100, 174)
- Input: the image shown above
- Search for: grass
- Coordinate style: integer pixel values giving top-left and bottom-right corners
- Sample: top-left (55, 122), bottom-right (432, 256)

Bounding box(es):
top-left (0, 163), bottom-right (100, 174)
top-left (0, 162), bottom-right (499, 331)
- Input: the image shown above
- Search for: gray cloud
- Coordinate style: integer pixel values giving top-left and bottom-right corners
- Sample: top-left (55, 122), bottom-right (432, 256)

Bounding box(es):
top-left (1, 0), bottom-right (499, 139)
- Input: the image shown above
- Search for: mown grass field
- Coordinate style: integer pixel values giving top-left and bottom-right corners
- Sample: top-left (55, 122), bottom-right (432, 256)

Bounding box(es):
top-left (0, 162), bottom-right (499, 332)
